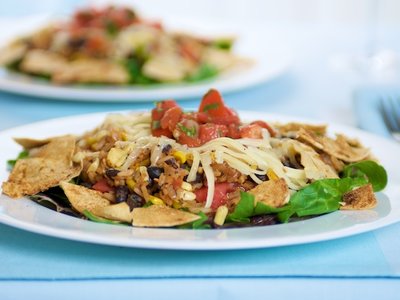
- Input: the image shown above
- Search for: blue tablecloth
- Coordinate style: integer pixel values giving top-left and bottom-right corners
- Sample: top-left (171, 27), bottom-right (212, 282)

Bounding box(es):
top-left (1, 8), bottom-right (400, 300)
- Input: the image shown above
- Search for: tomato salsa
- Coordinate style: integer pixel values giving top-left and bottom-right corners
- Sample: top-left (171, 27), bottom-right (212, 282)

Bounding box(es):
top-left (151, 89), bottom-right (275, 147)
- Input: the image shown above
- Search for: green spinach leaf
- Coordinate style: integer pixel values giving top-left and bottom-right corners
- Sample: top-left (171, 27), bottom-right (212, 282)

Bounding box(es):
top-left (342, 160), bottom-right (387, 192)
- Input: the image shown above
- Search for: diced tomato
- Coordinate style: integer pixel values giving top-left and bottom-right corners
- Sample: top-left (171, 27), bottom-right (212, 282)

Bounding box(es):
top-left (151, 100), bottom-right (180, 136)
top-left (151, 127), bottom-right (173, 138)
top-left (210, 107), bottom-right (240, 125)
top-left (199, 89), bottom-right (226, 117)
top-left (195, 183), bottom-right (237, 210)
top-left (227, 123), bottom-right (241, 139)
top-left (160, 106), bottom-right (183, 131)
top-left (196, 112), bottom-right (210, 124)
top-left (174, 119), bottom-right (201, 147)
top-left (92, 178), bottom-right (114, 193)
top-left (199, 123), bottom-right (228, 144)
top-left (250, 120), bottom-right (276, 137)
top-left (240, 124), bottom-right (263, 139)
top-left (198, 89), bottom-right (240, 125)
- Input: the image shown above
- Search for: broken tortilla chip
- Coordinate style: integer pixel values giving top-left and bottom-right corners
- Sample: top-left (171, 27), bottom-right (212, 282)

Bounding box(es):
top-left (132, 205), bottom-right (200, 227)
top-left (297, 128), bottom-right (370, 163)
top-left (341, 184), bottom-right (377, 210)
top-left (2, 135), bottom-right (81, 198)
top-left (14, 137), bottom-right (53, 149)
top-left (249, 178), bottom-right (289, 208)
top-left (60, 181), bottom-right (110, 214)
top-left (276, 122), bottom-right (327, 136)
top-left (28, 135), bottom-right (76, 161)
top-left (92, 202), bottom-right (133, 223)
top-left (2, 158), bottom-right (81, 198)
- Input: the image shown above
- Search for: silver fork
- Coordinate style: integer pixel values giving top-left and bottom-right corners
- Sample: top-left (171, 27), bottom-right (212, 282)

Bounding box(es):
top-left (379, 97), bottom-right (400, 142)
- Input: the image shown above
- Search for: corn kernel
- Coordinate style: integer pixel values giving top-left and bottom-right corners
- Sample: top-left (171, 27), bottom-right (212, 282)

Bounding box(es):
top-left (267, 169), bottom-right (279, 180)
top-left (181, 191), bottom-right (196, 201)
top-left (181, 182), bottom-right (193, 192)
top-left (172, 200), bottom-right (182, 209)
top-left (173, 151), bottom-right (187, 164)
top-left (214, 205), bottom-right (229, 226)
top-left (139, 158), bottom-right (150, 167)
top-left (126, 178), bottom-right (136, 191)
top-left (107, 148), bottom-right (127, 168)
top-left (86, 137), bottom-right (97, 145)
top-left (121, 132), bottom-right (128, 141)
top-left (149, 195), bottom-right (165, 206)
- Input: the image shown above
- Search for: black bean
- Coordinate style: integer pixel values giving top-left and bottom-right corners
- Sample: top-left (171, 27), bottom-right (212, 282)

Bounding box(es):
top-left (180, 163), bottom-right (190, 171)
top-left (126, 193), bottom-right (145, 210)
top-left (147, 166), bottom-right (163, 179)
top-left (68, 37), bottom-right (86, 49)
top-left (184, 172), bottom-right (203, 184)
top-left (255, 173), bottom-right (268, 181)
top-left (147, 182), bottom-right (160, 194)
top-left (81, 182), bottom-right (93, 189)
top-left (250, 215), bottom-right (278, 226)
top-left (162, 144), bottom-right (172, 154)
top-left (115, 186), bottom-right (129, 203)
top-left (164, 158), bottom-right (178, 169)
top-left (105, 168), bottom-right (119, 178)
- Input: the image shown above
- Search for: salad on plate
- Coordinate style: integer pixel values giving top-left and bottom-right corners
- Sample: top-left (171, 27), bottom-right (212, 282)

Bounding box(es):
top-left (0, 6), bottom-right (247, 85)
top-left (2, 89), bottom-right (387, 229)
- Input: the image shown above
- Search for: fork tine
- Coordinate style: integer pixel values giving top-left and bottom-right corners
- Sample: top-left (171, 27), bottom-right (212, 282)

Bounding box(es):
top-left (380, 97), bottom-right (400, 132)
top-left (391, 96), bottom-right (400, 130)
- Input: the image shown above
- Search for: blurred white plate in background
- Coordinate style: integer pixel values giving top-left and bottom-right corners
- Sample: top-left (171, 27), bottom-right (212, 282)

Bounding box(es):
top-left (0, 15), bottom-right (292, 102)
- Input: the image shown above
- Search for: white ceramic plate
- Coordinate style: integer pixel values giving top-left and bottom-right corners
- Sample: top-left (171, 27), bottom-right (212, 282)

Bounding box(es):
top-left (0, 18), bottom-right (291, 102)
top-left (0, 111), bottom-right (399, 250)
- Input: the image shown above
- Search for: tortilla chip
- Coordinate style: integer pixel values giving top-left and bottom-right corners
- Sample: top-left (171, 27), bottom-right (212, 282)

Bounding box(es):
top-left (14, 137), bottom-right (53, 149)
top-left (341, 184), bottom-right (377, 210)
top-left (249, 178), bottom-right (289, 208)
top-left (2, 158), bottom-right (81, 198)
top-left (132, 205), bottom-right (200, 227)
top-left (28, 135), bottom-right (76, 161)
top-left (2, 135), bottom-right (81, 198)
top-left (92, 202), bottom-right (133, 223)
top-left (297, 128), bottom-right (370, 163)
top-left (276, 122), bottom-right (327, 136)
top-left (60, 181), bottom-right (110, 214)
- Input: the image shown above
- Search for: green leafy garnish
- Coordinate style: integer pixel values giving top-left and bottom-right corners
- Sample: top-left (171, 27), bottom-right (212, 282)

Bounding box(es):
top-left (105, 20), bottom-right (119, 36)
top-left (178, 123), bottom-right (197, 137)
top-left (124, 58), bottom-right (158, 85)
top-left (202, 103), bottom-right (220, 112)
top-left (83, 210), bottom-right (124, 225)
top-left (186, 63), bottom-right (219, 82)
top-left (226, 191), bottom-right (255, 223)
top-left (212, 39), bottom-right (233, 50)
top-left (179, 212), bottom-right (211, 229)
top-left (7, 150), bottom-right (29, 170)
top-left (342, 160), bottom-right (387, 192)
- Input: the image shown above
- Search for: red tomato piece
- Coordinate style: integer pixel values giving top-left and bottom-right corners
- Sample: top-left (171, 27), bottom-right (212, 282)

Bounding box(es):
top-left (151, 99), bottom-right (181, 136)
top-left (250, 120), bottom-right (276, 137)
top-left (199, 124), bottom-right (228, 144)
top-left (210, 107), bottom-right (240, 125)
top-left (198, 89), bottom-right (226, 117)
top-left (151, 128), bottom-right (173, 138)
top-left (159, 99), bottom-right (179, 110)
top-left (92, 179), bottom-right (114, 193)
top-left (195, 183), bottom-right (237, 210)
top-left (174, 119), bottom-right (201, 147)
top-left (160, 106), bottom-right (183, 131)
top-left (240, 124), bottom-right (263, 139)
top-left (196, 112), bottom-right (210, 124)
top-left (227, 123), bottom-right (241, 139)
